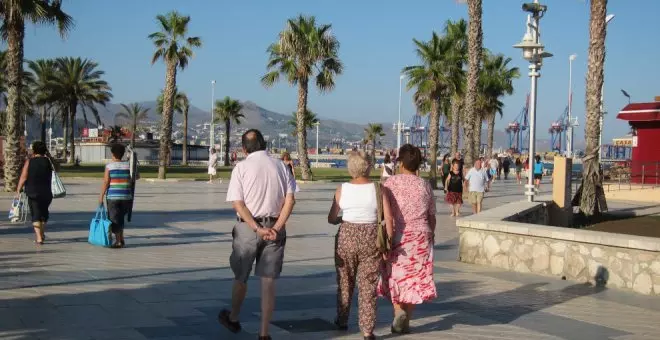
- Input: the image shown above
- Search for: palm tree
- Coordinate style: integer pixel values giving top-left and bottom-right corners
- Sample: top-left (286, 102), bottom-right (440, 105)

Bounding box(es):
top-left (364, 123), bottom-right (385, 165)
top-left (214, 97), bottom-right (244, 166)
top-left (478, 52), bottom-right (519, 156)
top-left (262, 15), bottom-right (343, 181)
top-left (404, 32), bottom-right (462, 189)
top-left (0, 0), bottom-right (73, 191)
top-left (444, 19), bottom-right (468, 155)
top-left (27, 59), bottom-right (57, 142)
top-left (176, 93), bottom-right (190, 166)
top-left (116, 103), bottom-right (149, 147)
top-left (462, 0), bottom-right (483, 167)
top-left (288, 109), bottom-right (319, 137)
top-left (580, 0), bottom-right (608, 217)
top-left (45, 57), bottom-right (112, 164)
top-left (149, 11), bottom-right (202, 179)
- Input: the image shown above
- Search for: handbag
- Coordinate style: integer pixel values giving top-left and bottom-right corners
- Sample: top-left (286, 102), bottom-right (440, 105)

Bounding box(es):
top-left (375, 182), bottom-right (390, 253)
top-left (8, 193), bottom-right (29, 223)
top-left (48, 158), bottom-right (66, 198)
top-left (88, 205), bottom-right (112, 247)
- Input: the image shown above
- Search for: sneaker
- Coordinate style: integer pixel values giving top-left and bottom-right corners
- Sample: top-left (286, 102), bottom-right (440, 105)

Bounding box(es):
top-left (218, 309), bottom-right (241, 333)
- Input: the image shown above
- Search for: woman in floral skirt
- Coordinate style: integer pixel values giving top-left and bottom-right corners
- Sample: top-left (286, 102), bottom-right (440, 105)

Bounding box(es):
top-left (379, 144), bottom-right (437, 334)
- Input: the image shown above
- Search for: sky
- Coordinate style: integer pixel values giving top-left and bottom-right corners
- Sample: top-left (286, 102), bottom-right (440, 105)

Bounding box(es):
top-left (15, 0), bottom-right (660, 144)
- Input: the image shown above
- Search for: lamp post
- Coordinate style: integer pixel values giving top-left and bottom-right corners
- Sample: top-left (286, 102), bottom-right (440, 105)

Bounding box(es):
top-left (598, 14), bottom-right (615, 163)
top-left (397, 74), bottom-right (404, 151)
top-left (513, 0), bottom-right (552, 202)
top-left (314, 122), bottom-right (320, 167)
top-left (210, 80), bottom-right (216, 149)
top-left (566, 54), bottom-right (577, 158)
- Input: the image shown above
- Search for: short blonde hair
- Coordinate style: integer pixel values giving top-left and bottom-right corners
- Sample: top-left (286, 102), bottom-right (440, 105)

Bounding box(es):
top-left (347, 151), bottom-right (371, 178)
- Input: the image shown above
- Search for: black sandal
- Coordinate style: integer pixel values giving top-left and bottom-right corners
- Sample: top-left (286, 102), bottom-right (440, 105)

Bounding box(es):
top-left (218, 309), bottom-right (241, 333)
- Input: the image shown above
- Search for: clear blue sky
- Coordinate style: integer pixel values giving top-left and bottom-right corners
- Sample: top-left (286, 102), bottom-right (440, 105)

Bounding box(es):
top-left (18, 0), bottom-right (660, 143)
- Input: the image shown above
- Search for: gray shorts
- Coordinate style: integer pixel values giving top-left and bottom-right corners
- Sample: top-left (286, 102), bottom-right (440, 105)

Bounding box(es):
top-left (230, 222), bottom-right (286, 283)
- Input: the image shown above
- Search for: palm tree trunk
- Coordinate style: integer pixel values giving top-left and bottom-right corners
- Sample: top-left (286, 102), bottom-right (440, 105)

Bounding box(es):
top-left (580, 0), bottom-right (608, 217)
top-left (297, 80), bottom-right (312, 180)
top-left (182, 108), bottom-right (188, 166)
top-left (463, 0), bottom-right (483, 168)
top-left (62, 111), bottom-right (68, 160)
top-left (224, 120), bottom-right (231, 167)
top-left (450, 97), bottom-right (461, 155)
top-left (3, 15), bottom-right (26, 192)
top-left (40, 106), bottom-right (47, 142)
top-left (67, 102), bottom-right (77, 164)
top-left (131, 118), bottom-right (137, 148)
top-left (487, 113), bottom-right (495, 157)
top-left (372, 140), bottom-right (377, 165)
top-left (428, 99), bottom-right (441, 189)
top-left (158, 61), bottom-right (178, 179)
top-left (473, 115), bottom-right (482, 158)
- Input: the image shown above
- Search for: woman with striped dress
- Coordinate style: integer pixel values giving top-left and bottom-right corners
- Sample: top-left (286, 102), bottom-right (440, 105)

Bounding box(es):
top-left (99, 144), bottom-right (134, 248)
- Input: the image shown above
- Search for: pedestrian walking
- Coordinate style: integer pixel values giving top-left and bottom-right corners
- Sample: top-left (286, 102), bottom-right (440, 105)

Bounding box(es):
top-left (503, 157), bottom-right (511, 180)
top-left (219, 129), bottom-right (296, 340)
top-left (444, 159), bottom-right (463, 217)
top-left (327, 151), bottom-right (382, 340)
top-left (377, 144), bottom-right (437, 335)
top-left (381, 153), bottom-right (395, 180)
top-left (515, 157), bottom-right (523, 184)
top-left (440, 154), bottom-right (451, 189)
top-left (208, 148), bottom-right (218, 183)
top-left (16, 141), bottom-right (54, 245)
top-left (488, 155), bottom-right (499, 182)
top-left (533, 155), bottom-right (544, 190)
top-left (98, 144), bottom-right (135, 249)
top-left (465, 159), bottom-right (488, 214)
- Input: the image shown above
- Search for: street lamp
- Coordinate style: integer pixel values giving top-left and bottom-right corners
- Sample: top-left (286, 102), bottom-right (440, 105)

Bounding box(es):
top-left (513, 0), bottom-right (552, 202)
top-left (566, 54), bottom-right (577, 158)
top-left (397, 74), bottom-right (405, 152)
top-left (598, 14), bottom-right (615, 163)
top-left (210, 80), bottom-right (216, 149)
top-left (313, 122), bottom-right (320, 167)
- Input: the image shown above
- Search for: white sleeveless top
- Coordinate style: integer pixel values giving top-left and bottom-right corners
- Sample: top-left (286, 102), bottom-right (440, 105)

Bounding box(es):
top-left (339, 183), bottom-right (378, 224)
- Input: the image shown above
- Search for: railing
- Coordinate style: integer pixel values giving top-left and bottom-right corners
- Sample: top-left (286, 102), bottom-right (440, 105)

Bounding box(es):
top-left (602, 161), bottom-right (659, 192)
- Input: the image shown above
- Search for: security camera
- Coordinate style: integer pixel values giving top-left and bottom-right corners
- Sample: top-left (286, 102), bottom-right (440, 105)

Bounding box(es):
top-left (522, 3), bottom-right (547, 15)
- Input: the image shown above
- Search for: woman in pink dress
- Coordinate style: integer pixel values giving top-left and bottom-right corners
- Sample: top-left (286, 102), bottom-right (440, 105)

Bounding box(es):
top-left (379, 144), bottom-right (437, 334)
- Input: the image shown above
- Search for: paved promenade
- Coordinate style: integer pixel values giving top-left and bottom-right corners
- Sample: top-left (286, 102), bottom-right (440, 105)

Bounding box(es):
top-left (1, 178), bottom-right (659, 339)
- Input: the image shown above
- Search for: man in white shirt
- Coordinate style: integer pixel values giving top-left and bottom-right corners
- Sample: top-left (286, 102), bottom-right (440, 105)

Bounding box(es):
top-left (465, 159), bottom-right (488, 214)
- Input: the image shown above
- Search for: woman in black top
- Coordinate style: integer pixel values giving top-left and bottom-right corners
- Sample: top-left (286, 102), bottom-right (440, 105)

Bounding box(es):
top-left (444, 159), bottom-right (464, 217)
top-left (16, 141), bottom-right (53, 244)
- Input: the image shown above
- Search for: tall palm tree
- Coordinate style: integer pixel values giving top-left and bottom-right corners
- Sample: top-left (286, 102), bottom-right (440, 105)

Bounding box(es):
top-left (463, 0), bottom-right (483, 167)
top-left (364, 123), bottom-right (385, 165)
top-left (27, 58), bottom-right (57, 142)
top-left (404, 32), bottom-right (462, 189)
top-left (478, 52), bottom-right (519, 156)
top-left (580, 0), bottom-right (608, 216)
top-left (176, 92), bottom-right (190, 166)
top-left (116, 103), bottom-right (149, 147)
top-left (262, 15), bottom-right (343, 180)
top-left (288, 109), bottom-right (318, 137)
top-left (444, 19), bottom-right (468, 155)
top-left (149, 11), bottom-right (202, 179)
top-left (0, 0), bottom-right (73, 191)
top-left (214, 97), bottom-right (244, 166)
top-left (45, 57), bottom-right (112, 164)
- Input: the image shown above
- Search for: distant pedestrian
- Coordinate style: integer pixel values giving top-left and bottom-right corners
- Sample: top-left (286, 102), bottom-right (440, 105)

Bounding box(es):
top-left (533, 155), bottom-right (544, 190)
top-left (488, 155), bottom-right (499, 182)
top-left (465, 159), bottom-right (488, 214)
top-left (99, 144), bottom-right (133, 248)
top-left (327, 151), bottom-right (382, 340)
top-left (440, 154), bottom-right (451, 189)
top-left (452, 152), bottom-right (464, 175)
top-left (444, 159), bottom-right (463, 217)
top-left (515, 157), bottom-right (523, 184)
top-left (16, 141), bottom-right (54, 245)
top-left (381, 153), bottom-right (395, 180)
top-left (219, 129), bottom-right (296, 340)
top-left (208, 148), bottom-right (218, 183)
top-left (502, 157), bottom-right (511, 180)
top-left (379, 144), bottom-right (437, 335)
top-left (281, 152), bottom-right (295, 177)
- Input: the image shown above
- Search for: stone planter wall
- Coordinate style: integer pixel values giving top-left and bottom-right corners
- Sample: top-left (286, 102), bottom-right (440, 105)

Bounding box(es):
top-left (457, 200), bottom-right (660, 296)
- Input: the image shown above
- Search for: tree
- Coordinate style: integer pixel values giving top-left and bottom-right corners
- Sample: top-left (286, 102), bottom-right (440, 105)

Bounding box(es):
top-left (288, 109), bottom-right (318, 137)
top-left (0, 0), bottom-right (73, 191)
top-left (176, 93), bottom-right (190, 165)
top-left (214, 97), bottom-right (244, 166)
top-left (462, 0), bottom-right (483, 167)
top-left (45, 57), bottom-right (112, 164)
top-left (149, 11), bottom-right (202, 179)
top-left (262, 15), bottom-right (342, 181)
top-left (116, 103), bottom-right (149, 147)
top-left (404, 32), bottom-right (462, 189)
top-left (444, 19), bottom-right (468, 156)
top-left (364, 123), bottom-right (385, 165)
top-left (580, 0), bottom-right (608, 217)
top-left (27, 59), bottom-right (57, 142)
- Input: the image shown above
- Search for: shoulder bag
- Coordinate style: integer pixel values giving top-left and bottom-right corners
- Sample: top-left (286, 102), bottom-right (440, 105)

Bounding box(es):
top-left (375, 182), bottom-right (390, 253)
top-left (48, 157), bottom-right (66, 198)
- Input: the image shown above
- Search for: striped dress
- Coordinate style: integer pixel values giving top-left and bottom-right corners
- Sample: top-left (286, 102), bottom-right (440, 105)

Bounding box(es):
top-left (106, 161), bottom-right (132, 201)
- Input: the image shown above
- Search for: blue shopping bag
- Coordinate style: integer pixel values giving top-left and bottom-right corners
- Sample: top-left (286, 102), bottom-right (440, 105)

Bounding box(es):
top-left (88, 205), bottom-right (112, 247)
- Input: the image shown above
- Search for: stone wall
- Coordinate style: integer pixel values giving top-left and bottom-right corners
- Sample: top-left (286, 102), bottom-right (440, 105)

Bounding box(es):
top-left (457, 200), bottom-right (660, 296)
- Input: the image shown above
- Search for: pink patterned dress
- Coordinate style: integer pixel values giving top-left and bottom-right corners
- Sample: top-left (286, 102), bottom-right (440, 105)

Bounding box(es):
top-left (378, 174), bottom-right (437, 304)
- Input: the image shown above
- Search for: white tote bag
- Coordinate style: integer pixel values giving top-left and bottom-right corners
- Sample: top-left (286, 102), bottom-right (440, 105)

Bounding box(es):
top-left (48, 158), bottom-right (66, 198)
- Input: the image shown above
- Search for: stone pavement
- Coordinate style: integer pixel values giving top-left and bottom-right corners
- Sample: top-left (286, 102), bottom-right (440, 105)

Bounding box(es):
top-left (1, 178), bottom-right (659, 340)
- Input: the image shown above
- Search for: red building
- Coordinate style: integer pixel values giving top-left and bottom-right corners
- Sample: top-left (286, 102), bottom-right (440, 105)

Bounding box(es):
top-left (616, 99), bottom-right (660, 184)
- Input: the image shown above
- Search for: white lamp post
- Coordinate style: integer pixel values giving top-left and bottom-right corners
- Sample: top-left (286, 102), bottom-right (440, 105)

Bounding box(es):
top-left (210, 80), bottom-right (216, 149)
top-left (397, 74), bottom-right (405, 151)
top-left (314, 122), bottom-right (320, 167)
top-left (598, 14), bottom-right (615, 163)
top-left (566, 54), bottom-right (577, 158)
top-left (513, 0), bottom-right (552, 202)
